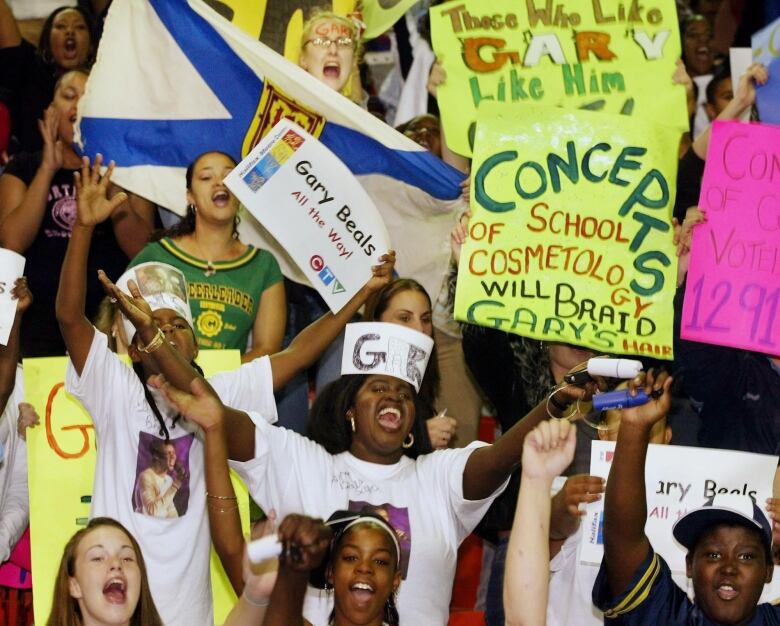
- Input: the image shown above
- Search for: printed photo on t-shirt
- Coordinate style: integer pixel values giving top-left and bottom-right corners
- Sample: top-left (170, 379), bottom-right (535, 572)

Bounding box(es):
top-left (132, 432), bottom-right (193, 519)
top-left (349, 500), bottom-right (411, 578)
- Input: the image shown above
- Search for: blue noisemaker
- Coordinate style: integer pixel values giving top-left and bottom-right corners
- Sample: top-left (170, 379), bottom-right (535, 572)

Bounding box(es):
top-left (592, 388), bottom-right (649, 411)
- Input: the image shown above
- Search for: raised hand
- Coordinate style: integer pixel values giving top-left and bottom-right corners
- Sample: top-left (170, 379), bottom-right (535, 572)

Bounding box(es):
top-left (426, 412), bottom-right (457, 449)
top-left (16, 402), bottom-right (40, 441)
top-left (242, 510), bottom-right (280, 605)
top-left (618, 369), bottom-right (673, 430)
top-left (276, 514), bottom-right (332, 573)
top-left (427, 58), bottom-right (447, 97)
top-left (365, 250), bottom-right (396, 294)
top-left (38, 106), bottom-right (63, 174)
top-left (10, 277), bottom-right (32, 314)
top-left (732, 62), bottom-right (768, 112)
top-left (149, 375), bottom-right (225, 433)
top-left (74, 155), bottom-right (128, 227)
top-left (521, 419), bottom-right (576, 481)
top-left (97, 270), bottom-right (154, 333)
top-left (450, 210), bottom-right (471, 263)
top-left (672, 58), bottom-right (694, 102)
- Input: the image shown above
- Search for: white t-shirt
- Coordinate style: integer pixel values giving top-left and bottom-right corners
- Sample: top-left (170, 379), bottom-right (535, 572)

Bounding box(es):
top-left (0, 367), bottom-right (27, 564)
top-left (231, 413), bottom-right (505, 626)
top-left (66, 330), bottom-right (277, 626)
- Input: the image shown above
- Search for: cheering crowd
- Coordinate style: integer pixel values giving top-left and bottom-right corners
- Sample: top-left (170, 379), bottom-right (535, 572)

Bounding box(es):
top-left (0, 0), bottom-right (779, 625)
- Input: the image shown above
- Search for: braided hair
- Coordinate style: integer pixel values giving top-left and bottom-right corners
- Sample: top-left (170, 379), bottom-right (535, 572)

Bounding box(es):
top-left (132, 360), bottom-right (205, 441)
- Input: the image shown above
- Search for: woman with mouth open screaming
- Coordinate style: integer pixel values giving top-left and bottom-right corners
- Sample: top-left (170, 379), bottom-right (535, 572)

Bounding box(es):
top-left (147, 318), bottom-right (593, 625)
top-left (227, 510), bottom-right (402, 626)
top-left (298, 10), bottom-right (362, 100)
top-left (0, 3), bottom-right (96, 154)
top-left (128, 150), bottom-right (287, 362)
top-left (46, 517), bottom-right (163, 626)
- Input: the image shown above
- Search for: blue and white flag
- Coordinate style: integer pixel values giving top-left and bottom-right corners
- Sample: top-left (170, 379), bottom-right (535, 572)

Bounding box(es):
top-left (752, 16), bottom-right (780, 126)
top-left (76, 0), bottom-right (465, 294)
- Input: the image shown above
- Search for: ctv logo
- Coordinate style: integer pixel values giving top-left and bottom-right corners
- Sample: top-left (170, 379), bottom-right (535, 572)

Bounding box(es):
top-left (309, 255), bottom-right (345, 294)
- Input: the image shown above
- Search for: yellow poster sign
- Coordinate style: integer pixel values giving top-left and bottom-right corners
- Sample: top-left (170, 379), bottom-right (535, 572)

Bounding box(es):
top-left (204, 0), bottom-right (356, 59)
top-left (25, 351), bottom-right (248, 625)
top-left (454, 102), bottom-right (679, 359)
top-left (430, 0), bottom-right (687, 156)
top-left (362, 0), bottom-right (419, 39)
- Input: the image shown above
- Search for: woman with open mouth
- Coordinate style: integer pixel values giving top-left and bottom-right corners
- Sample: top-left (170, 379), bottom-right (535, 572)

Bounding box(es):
top-left (226, 510), bottom-right (402, 626)
top-left (0, 3), bottom-right (95, 154)
top-left (298, 10), bottom-right (362, 100)
top-left (274, 9), bottom-right (365, 434)
top-left (45, 517), bottom-right (163, 626)
top-left (150, 320), bottom-right (592, 625)
top-left (0, 69), bottom-right (155, 358)
top-left (127, 150), bottom-right (287, 362)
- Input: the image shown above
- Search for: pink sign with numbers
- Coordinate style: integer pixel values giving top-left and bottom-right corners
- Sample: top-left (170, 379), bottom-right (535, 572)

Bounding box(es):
top-left (681, 120), bottom-right (780, 353)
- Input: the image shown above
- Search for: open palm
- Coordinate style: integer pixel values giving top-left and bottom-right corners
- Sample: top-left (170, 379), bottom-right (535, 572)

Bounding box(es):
top-left (74, 155), bottom-right (127, 227)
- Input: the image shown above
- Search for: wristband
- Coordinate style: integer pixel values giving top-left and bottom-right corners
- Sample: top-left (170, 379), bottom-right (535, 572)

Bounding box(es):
top-left (138, 327), bottom-right (165, 354)
top-left (242, 591), bottom-right (271, 608)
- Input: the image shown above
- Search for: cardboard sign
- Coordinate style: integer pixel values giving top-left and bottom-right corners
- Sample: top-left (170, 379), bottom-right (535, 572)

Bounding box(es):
top-left (752, 16), bottom-right (780, 125)
top-left (581, 440), bottom-right (777, 574)
top-left (0, 249), bottom-right (25, 346)
top-left (225, 119), bottom-right (391, 313)
top-left (430, 0), bottom-right (687, 156)
top-left (454, 102), bottom-right (679, 358)
top-left (681, 121), bottom-right (780, 353)
top-left (25, 351), bottom-right (249, 625)
top-left (341, 322), bottom-right (434, 391)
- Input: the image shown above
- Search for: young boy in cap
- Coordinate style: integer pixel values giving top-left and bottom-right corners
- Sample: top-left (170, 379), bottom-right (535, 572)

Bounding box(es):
top-left (593, 370), bottom-right (778, 624)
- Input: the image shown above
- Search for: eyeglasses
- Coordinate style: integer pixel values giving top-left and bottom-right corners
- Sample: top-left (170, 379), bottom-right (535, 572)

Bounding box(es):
top-left (305, 36), bottom-right (355, 49)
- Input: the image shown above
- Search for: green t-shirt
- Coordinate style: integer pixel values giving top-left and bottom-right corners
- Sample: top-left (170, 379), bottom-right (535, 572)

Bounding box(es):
top-left (128, 238), bottom-right (283, 350)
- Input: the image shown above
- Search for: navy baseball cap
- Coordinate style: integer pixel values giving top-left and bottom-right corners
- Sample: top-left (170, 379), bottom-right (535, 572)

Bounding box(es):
top-left (672, 494), bottom-right (772, 557)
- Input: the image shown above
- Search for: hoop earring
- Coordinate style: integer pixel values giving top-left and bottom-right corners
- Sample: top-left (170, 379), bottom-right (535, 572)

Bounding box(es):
top-left (350, 416), bottom-right (356, 433)
top-left (402, 432), bottom-right (414, 449)
top-left (187, 203), bottom-right (196, 213)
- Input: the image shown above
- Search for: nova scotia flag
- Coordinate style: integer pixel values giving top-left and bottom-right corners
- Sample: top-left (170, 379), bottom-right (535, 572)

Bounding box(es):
top-left (76, 0), bottom-right (465, 294)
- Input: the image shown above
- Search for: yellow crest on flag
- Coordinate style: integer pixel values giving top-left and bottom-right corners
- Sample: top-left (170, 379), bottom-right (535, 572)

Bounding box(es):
top-left (242, 80), bottom-right (326, 155)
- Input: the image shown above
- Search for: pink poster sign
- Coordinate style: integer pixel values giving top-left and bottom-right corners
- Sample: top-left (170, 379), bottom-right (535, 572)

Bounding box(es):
top-left (681, 121), bottom-right (780, 353)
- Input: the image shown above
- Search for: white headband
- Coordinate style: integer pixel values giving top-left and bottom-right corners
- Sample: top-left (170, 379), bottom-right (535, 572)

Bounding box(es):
top-left (341, 322), bottom-right (433, 391)
top-left (115, 262), bottom-right (193, 343)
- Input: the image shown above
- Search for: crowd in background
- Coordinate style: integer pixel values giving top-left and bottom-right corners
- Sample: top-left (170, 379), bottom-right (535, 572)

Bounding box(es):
top-left (0, 0), bottom-right (778, 625)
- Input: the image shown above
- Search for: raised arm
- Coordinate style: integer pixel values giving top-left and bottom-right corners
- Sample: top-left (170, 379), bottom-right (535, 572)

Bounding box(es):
top-left (105, 252), bottom-right (396, 461)
top-left (260, 515), bottom-right (331, 626)
top-left (0, 278), bottom-right (31, 412)
top-left (505, 419), bottom-right (576, 626)
top-left (153, 375), bottom-right (246, 592)
top-left (56, 156), bottom-right (127, 374)
top-left (268, 251), bottom-right (395, 390)
top-left (0, 108), bottom-right (62, 253)
top-left (221, 515), bottom-right (279, 625)
top-left (99, 273), bottom-right (257, 462)
top-left (461, 379), bottom-right (592, 501)
top-left (692, 62), bottom-right (768, 159)
top-left (602, 370), bottom-right (673, 596)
